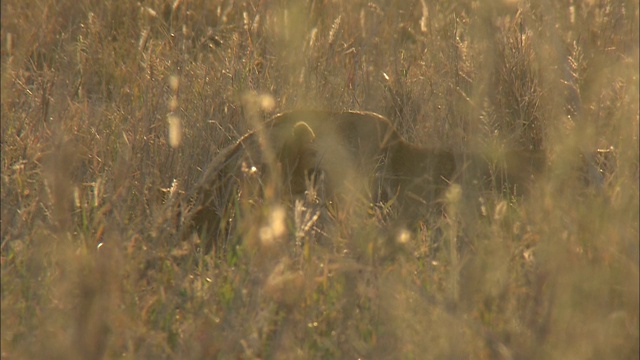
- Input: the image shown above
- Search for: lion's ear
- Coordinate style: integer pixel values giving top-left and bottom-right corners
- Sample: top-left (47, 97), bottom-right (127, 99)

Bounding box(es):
top-left (292, 121), bottom-right (316, 145)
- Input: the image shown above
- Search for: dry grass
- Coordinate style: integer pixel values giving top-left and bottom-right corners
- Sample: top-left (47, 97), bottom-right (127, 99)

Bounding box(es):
top-left (1, 0), bottom-right (638, 359)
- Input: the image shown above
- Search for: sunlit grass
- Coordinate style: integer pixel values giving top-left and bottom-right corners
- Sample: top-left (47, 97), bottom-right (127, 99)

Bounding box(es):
top-left (1, 0), bottom-right (638, 358)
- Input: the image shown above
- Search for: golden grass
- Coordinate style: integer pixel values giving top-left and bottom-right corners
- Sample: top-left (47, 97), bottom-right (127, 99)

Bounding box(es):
top-left (1, 0), bottom-right (638, 358)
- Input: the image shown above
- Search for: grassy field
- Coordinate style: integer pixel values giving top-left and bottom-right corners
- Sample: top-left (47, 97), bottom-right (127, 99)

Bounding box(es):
top-left (1, 0), bottom-right (638, 359)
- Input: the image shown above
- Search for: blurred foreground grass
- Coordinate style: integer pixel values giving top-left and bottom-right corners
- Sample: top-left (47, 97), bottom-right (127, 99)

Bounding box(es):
top-left (1, 0), bottom-right (638, 358)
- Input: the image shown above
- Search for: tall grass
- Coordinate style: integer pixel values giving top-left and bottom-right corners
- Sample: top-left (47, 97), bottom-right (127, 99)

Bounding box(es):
top-left (2, 0), bottom-right (638, 358)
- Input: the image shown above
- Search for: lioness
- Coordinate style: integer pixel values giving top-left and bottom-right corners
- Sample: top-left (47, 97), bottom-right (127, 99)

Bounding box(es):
top-left (185, 110), bottom-right (551, 253)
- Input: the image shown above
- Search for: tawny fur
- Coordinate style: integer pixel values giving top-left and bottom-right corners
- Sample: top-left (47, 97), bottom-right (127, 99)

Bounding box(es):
top-left (184, 110), bottom-right (552, 253)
